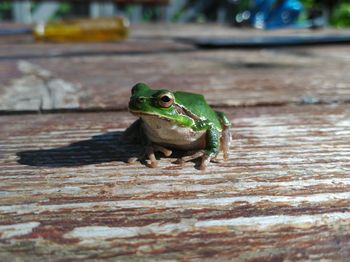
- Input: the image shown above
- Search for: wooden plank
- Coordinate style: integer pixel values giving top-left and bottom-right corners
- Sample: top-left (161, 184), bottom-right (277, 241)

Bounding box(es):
top-left (2, 23), bottom-right (349, 45)
top-left (0, 39), bottom-right (192, 111)
top-left (130, 23), bottom-right (350, 39)
top-left (1, 105), bottom-right (350, 260)
top-left (0, 24), bottom-right (349, 112)
top-left (1, 44), bottom-right (349, 111)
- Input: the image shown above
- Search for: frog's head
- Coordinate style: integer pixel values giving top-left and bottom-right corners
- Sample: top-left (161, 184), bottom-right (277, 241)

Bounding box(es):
top-left (128, 83), bottom-right (193, 126)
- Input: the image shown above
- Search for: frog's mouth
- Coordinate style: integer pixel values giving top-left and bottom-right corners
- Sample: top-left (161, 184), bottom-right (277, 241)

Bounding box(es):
top-left (128, 109), bottom-right (173, 122)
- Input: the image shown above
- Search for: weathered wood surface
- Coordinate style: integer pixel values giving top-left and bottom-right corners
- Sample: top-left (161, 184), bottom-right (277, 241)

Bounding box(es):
top-left (1, 105), bottom-right (350, 260)
top-left (131, 23), bottom-right (350, 39)
top-left (0, 24), bottom-right (350, 111)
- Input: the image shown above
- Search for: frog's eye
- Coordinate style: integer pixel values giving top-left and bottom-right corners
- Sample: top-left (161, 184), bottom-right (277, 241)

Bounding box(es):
top-left (158, 94), bottom-right (174, 108)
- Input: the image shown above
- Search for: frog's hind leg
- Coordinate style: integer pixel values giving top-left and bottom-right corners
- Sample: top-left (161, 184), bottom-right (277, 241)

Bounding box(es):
top-left (175, 125), bottom-right (221, 170)
top-left (215, 111), bottom-right (231, 160)
top-left (175, 150), bottom-right (206, 165)
top-left (144, 144), bottom-right (173, 167)
top-left (174, 150), bottom-right (211, 170)
top-left (124, 119), bottom-right (173, 167)
top-left (220, 125), bottom-right (231, 160)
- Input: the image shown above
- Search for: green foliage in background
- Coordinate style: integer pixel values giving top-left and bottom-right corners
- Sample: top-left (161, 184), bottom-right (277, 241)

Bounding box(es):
top-left (0, 1), bottom-right (11, 20)
top-left (300, 0), bottom-right (350, 27)
top-left (332, 2), bottom-right (350, 27)
top-left (53, 2), bottom-right (72, 20)
top-left (300, 0), bottom-right (315, 9)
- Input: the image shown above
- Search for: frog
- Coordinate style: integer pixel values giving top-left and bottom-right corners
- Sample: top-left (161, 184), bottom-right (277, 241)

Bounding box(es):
top-left (123, 83), bottom-right (231, 170)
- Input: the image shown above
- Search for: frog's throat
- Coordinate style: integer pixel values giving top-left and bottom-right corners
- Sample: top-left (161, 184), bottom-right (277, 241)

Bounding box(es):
top-left (138, 113), bottom-right (207, 150)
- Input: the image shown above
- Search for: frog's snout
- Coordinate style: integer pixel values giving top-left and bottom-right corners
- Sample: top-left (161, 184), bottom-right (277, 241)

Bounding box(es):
top-left (129, 97), bottom-right (145, 110)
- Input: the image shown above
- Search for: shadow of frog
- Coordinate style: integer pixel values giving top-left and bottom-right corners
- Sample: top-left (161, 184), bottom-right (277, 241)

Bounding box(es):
top-left (16, 131), bottom-right (143, 167)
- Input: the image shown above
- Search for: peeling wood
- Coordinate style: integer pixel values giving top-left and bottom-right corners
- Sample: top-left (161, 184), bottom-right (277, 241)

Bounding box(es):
top-left (0, 60), bottom-right (81, 111)
top-left (0, 222), bottom-right (40, 239)
top-left (63, 211), bottom-right (350, 240)
top-left (1, 105), bottom-right (350, 260)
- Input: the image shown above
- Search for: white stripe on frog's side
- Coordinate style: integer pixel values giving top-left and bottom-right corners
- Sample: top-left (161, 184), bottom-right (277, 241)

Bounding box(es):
top-left (174, 104), bottom-right (223, 132)
top-left (140, 114), bottom-right (206, 150)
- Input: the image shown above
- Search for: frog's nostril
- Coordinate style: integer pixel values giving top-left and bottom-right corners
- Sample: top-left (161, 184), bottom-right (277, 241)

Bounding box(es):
top-left (129, 97), bottom-right (145, 109)
top-left (137, 98), bottom-right (145, 103)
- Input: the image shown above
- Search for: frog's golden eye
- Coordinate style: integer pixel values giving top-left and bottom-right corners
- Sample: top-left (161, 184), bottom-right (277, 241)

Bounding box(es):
top-left (158, 94), bottom-right (174, 108)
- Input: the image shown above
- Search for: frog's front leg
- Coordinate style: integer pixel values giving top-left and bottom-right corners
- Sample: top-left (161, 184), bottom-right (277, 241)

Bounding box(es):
top-left (124, 119), bottom-right (172, 167)
top-left (128, 141), bottom-right (173, 168)
top-left (175, 124), bottom-right (221, 170)
top-left (142, 144), bottom-right (173, 168)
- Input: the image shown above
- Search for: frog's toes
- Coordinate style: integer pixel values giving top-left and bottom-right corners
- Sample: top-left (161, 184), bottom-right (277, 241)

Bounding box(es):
top-left (152, 144), bottom-right (172, 157)
top-left (199, 154), bottom-right (211, 170)
top-left (128, 144), bottom-right (172, 168)
top-left (174, 150), bottom-right (204, 165)
top-left (143, 146), bottom-right (157, 168)
top-left (210, 156), bottom-right (222, 163)
top-left (127, 157), bottom-right (139, 164)
top-left (126, 146), bottom-right (157, 167)
top-left (174, 150), bottom-right (215, 170)
top-left (146, 145), bottom-right (173, 167)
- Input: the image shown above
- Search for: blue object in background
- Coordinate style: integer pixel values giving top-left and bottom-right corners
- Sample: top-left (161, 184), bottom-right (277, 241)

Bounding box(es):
top-left (250, 0), bottom-right (303, 29)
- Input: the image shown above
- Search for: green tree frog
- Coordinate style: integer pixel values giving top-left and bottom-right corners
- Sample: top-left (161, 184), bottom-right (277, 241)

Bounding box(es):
top-left (124, 83), bottom-right (231, 170)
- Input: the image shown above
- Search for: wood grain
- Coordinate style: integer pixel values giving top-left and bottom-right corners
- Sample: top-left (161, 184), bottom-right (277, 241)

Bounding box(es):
top-left (0, 24), bottom-right (349, 112)
top-left (1, 105), bottom-right (350, 260)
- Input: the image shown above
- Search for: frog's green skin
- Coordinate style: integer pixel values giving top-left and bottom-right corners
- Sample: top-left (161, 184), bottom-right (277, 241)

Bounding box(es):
top-left (124, 83), bottom-right (231, 170)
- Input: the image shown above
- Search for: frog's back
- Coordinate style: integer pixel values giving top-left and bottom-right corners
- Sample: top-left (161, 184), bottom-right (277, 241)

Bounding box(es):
top-left (174, 91), bottom-right (221, 129)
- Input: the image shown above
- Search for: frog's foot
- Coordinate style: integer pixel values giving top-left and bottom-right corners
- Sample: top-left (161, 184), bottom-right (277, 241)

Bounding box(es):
top-left (210, 156), bottom-right (222, 163)
top-left (174, 150), bottom-right (214, 170)
top-left (128, 144), bottom-right (172, 168)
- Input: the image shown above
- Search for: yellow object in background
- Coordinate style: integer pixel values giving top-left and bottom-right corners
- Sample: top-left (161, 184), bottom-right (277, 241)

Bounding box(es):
top-left (33, 17), bottom-right (129, 43)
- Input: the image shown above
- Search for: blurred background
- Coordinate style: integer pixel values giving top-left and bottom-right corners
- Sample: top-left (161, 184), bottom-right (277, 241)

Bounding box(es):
top-left (0, 0), bottom-right (349, 29)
